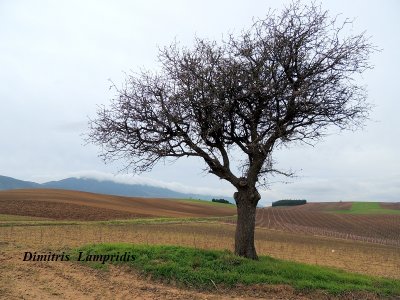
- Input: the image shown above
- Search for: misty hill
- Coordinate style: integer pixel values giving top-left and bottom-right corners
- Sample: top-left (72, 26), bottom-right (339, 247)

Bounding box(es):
top-left (0, 175), bottom-right (232, 202)
top-left (0, 175), bottom-right (40, 190)
top-left (42, 177), bottom-right (191, 198)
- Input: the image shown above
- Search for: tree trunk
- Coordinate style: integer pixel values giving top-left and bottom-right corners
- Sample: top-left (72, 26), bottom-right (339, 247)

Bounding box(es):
top-left (234, 187), bottom-right (260, 259)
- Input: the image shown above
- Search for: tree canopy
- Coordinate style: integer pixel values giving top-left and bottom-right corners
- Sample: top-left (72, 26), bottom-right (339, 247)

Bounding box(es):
top-left (88, 2), bottom-right (375, 259)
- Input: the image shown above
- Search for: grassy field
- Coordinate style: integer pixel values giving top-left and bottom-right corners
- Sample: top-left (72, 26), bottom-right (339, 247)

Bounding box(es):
top-left (0, 214), bottom-right (51, 222)
top-left (332, 202), bottom-right (400, 215)
top-left (2, 220), bottom-right (399, 279)
top-left (74, 243), bottom-right (400, 296)
top-left (0, 213), bottom-right (236, 227)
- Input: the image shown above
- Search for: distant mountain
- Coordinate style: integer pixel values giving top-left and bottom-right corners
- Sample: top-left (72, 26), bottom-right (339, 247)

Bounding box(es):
top-left (0, 175), bottom-right (233, 202)
top-left (0, 175), bottom-right (40, 190)
top-left (42, 177), bottom-right (190, 198)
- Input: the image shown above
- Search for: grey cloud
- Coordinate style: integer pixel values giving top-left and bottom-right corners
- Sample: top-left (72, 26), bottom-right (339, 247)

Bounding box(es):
top-left (0, 0), bottom-right (398, 204)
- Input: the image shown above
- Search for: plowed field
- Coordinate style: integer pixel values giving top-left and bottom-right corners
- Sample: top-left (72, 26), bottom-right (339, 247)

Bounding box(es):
top-left (0, 189), bottom-right (236, 220)
top-left (253, 203), bottom-right (400, 246)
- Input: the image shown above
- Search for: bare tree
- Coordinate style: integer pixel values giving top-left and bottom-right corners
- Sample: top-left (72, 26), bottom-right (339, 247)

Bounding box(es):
top-left (88, 2), bottom-right (375, 259)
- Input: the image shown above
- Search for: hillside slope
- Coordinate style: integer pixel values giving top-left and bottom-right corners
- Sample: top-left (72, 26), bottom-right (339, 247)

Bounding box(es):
top-left (0, 189), bottom-right (236, 220)
top-left (252, 202), bottom-right (400, 246)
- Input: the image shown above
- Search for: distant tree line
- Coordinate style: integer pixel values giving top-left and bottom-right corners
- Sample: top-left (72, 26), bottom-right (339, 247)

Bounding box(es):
top-left (212, 198), bottom-right (233, 205)
top-left (272, 199), bottom-right (307, 207)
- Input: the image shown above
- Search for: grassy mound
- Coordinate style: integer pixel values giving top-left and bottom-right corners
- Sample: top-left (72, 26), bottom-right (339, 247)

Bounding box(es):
top-left (74, 243), bottom-right (400, 297)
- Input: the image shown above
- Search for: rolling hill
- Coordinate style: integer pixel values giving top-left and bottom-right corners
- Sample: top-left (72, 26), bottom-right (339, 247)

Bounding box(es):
top-left (0, 189), bottom-right (236, 220)
top-left (0, 175), bottom-right (233, 202)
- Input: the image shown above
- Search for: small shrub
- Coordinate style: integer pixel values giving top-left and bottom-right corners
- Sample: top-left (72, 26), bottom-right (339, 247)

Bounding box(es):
top-left (211, 198), bottom-right (233, 205)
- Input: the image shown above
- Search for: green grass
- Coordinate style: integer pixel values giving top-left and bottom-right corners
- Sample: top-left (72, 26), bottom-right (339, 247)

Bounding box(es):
top-left (103, 215), bottom-right (236, 225)
top-left (0, 214), bottom-right (51, 222)
top-left (73, 243), bottom-right (400, 297)
top-left (177, 198), bottom-right (236, 207)
top-left (332, 202), bottom-right (400, 215)
top-left (0, 215), bottom-right (236, 227)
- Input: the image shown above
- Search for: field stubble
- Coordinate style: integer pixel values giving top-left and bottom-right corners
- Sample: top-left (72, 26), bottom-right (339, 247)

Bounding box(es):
top-left (1, 221), bottom-right (399, 280)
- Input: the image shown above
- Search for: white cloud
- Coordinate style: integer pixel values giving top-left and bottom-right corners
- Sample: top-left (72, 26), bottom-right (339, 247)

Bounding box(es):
top-left (35, 170), bottom-right (235, 198)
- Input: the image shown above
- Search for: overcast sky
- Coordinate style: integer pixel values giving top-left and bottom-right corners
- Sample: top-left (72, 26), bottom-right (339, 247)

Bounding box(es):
top-left (1, 0), bottom-right (399, 205)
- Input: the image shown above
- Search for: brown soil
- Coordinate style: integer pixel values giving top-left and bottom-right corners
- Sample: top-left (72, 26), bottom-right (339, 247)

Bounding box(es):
top-left (0, 189), bottom-right (236, 220)
top-left (250, 206), bottom-right (400, 247)
top-left (282, 202), bottom-right (353, 211)
top-left (381, 202), bottom-right (400, 210)
top-left (0, 199), bottom-right (147, 221)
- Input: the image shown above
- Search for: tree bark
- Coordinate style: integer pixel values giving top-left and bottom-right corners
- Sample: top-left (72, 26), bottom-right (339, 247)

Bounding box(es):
top-left (234, 187), bottom-right (260, 259)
